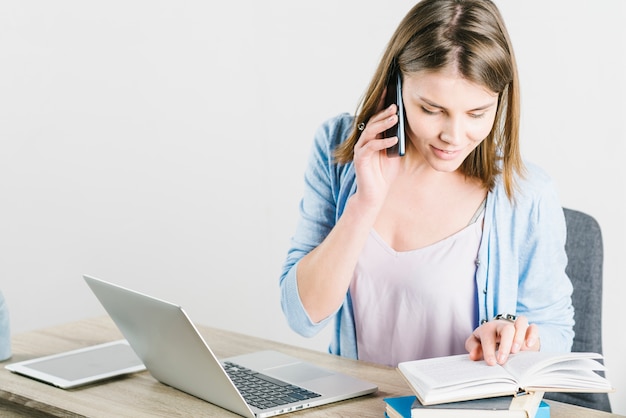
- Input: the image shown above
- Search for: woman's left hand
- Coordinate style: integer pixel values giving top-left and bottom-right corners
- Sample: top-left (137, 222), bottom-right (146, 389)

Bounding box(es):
top-left (465, 315), bottom-right (541, 365)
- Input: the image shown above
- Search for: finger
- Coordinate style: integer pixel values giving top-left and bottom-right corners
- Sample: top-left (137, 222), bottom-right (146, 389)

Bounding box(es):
top-left (371, 103), bottom-right (397, 122)
top-left (496, 323), bottom-right (516, 364)
top-left (365, 105), bottom-right (398, 138)
top-left (511, 316), bottom-right (529, 354)
top-left (357, 134), bottom-right (397, 155)
top-left (523, 324), bottom-right (541, 351)
top-left (465, 334), bottom-right (483, 361)
top-left (356, 109), bottom-right (398, 150)
top-left (358, 104), bottom-right (395, 134)
top-left (476, 327), bottom-right (498, 366)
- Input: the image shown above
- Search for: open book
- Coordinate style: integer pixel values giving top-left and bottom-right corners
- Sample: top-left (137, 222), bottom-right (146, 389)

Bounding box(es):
top-left (397, 352), bottom-right (613, 406)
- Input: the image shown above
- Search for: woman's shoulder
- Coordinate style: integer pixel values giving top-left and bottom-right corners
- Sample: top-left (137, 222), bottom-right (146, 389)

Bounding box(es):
top-left (490, 161), bottom-right (563, 223)
top-left (319, 112), bottom-right (354, 131)
top-left (314, 113), bottom-right (355, 148)
top-left (520, 161), bottom-right (553, 183)
top-left (492, 161), bottom-right (557, 201)
top-left (516, 161), bottom-right (558, 198)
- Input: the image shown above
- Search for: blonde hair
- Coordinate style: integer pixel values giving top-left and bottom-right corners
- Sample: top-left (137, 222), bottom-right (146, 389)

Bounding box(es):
top-left (335, 0), bottom-right (524, 199)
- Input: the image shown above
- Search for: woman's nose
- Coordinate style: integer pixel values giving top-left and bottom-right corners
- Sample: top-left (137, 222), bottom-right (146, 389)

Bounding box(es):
top-left (439, 117), bottom-right (463, 144)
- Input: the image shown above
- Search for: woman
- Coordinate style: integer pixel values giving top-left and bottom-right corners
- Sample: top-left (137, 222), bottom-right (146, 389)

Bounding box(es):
top-left (279, 0), bottom-right (574, 368)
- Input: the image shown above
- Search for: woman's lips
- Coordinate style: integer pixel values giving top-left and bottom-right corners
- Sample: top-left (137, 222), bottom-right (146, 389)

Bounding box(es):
top-left (432, 145), bottom-right (461, 160)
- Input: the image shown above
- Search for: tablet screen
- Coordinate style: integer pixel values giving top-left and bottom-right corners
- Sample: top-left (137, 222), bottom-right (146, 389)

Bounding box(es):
top-left (5, 340), bottom-right (145, 388)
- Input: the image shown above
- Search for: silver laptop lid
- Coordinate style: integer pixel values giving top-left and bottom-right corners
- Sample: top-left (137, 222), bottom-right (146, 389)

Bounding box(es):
top-left (84, 274), bottom-right (256, 418)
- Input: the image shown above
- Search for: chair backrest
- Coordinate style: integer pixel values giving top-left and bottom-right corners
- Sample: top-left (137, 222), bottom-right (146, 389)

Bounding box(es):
top-left (544, 208), bottom-right (611, 412)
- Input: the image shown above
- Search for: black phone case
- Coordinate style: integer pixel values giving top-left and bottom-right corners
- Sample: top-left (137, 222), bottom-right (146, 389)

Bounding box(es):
top-left (384, 72), bottom-right (406, 157)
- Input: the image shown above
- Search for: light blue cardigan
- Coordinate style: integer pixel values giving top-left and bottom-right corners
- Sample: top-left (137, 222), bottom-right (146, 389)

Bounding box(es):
top-left (280, 113), bottom-right (574, 359)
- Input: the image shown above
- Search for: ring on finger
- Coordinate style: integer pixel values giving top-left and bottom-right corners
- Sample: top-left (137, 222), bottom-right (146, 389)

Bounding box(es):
top-left (493, 313), bottom-right (517, 323)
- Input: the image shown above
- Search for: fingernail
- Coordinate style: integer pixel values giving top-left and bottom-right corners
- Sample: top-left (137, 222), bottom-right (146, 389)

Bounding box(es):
top-left (512, 343), bottom-right (521, 353)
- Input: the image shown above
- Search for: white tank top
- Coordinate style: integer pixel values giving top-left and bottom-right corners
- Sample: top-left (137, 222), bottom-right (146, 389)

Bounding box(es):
top-left (349, 212), bottom-right (483, 367)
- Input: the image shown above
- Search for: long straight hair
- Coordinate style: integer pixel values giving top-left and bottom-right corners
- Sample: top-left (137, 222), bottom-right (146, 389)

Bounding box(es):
top-left (335, 0), bottom-right (524, 199)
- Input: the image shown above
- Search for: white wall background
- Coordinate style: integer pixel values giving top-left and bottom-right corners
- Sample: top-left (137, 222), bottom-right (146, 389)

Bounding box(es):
top-left (1, 0), bottom-right (624, 414)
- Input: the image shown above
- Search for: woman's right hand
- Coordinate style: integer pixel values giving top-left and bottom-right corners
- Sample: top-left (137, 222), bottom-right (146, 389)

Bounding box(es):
top-left (352, 104), bottom-right (403, 210)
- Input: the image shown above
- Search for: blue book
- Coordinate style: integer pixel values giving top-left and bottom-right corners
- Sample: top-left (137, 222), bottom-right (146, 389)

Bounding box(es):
top-left (384, 393), bottom-right (550, 417)
top-left (384, 396), bottom-right (415, 417)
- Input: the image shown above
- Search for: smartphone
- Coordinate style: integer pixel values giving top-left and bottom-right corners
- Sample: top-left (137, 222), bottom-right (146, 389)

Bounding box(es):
top-left (384, 71), bottom-right (406, 157)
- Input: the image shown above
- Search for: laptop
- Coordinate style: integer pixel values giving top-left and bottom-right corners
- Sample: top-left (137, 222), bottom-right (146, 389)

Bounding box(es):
top-left (82, 274), bottom-right (377, 418)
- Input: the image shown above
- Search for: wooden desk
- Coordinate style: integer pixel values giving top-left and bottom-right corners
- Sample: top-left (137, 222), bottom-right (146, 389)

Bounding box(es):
top-left (0, 317), bottom-right (620, 417)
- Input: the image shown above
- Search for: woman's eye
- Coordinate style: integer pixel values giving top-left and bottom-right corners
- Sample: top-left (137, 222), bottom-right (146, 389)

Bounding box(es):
top-left (421, 106), bottom-right (438, 115)
top-left (469, 112), bottom-right (486, 119)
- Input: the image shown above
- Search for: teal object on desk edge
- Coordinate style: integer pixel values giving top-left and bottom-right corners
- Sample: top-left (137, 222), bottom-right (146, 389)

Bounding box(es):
top-left (383, 395), bottom-right (550, 418)
top-left (0, 291), bottom-right (11, 361)
top-left (537, 402), bottom-right (551, 418)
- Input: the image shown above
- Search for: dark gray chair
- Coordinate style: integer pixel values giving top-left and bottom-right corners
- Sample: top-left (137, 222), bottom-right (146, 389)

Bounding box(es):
top-left (544, 208), bottom-right (611, 412)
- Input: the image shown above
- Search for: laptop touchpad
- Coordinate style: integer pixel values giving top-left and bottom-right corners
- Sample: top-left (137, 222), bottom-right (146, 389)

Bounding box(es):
top-left (265, 363), bottom-right (332, 383)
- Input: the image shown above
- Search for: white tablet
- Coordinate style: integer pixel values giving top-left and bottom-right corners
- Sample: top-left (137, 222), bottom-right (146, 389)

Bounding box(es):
top-left (5, 339), bottom-right (146, 389)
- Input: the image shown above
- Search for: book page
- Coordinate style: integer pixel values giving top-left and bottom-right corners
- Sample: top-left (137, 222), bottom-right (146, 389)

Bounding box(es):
top-left (399, 354), bottom-right (514, 389)
top-left (398, 354), bottom-right (518, 404)
top-left (502, 352), bottom-right (610, 390)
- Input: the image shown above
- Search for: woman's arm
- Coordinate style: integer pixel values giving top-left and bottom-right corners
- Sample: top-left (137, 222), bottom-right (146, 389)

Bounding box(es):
top-left (467, 165), bottom-right (574, 364)
top-left (280, 107), bottom-right (401, 334)
top-left (515, 175), bottom-right (575, 352)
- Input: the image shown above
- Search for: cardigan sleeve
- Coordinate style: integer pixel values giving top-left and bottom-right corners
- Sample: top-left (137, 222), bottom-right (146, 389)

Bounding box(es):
top-left (278, 114), bottom-right (354, 338)
top-left (488, 163), bottom-right (575, 352)
top-left (517, 177), bottom-right (575, 352)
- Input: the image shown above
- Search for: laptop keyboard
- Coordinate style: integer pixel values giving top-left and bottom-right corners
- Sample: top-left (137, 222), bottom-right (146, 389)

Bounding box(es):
top-left (223, 361), bottom-right (322, 410)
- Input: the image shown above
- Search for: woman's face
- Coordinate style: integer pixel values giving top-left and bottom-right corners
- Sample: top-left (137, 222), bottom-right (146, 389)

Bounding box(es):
top-left (401, 69), bottom-right (499, 172)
